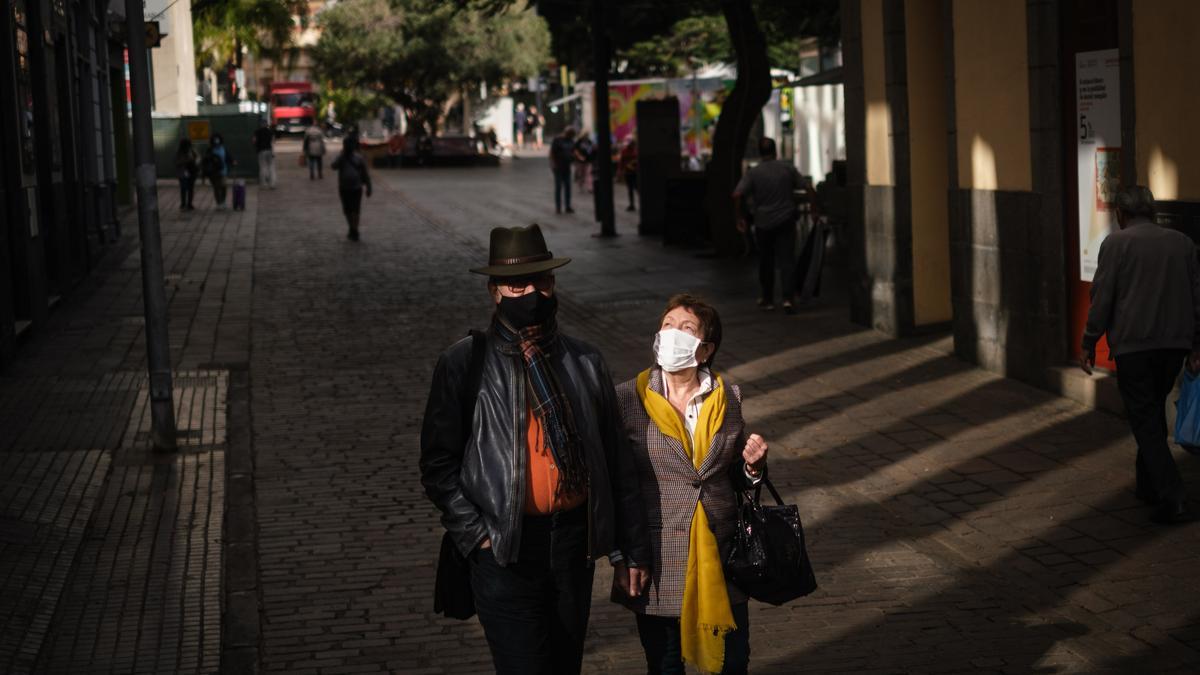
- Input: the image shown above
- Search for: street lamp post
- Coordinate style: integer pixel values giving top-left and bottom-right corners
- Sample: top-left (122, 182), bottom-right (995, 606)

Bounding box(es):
top-left (125, 0), bottom-right (178, 451)
top-left (592, 0), bottom-right (616, 237)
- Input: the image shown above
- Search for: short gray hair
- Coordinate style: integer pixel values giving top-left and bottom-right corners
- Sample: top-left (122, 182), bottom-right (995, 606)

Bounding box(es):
top-left (1114, 185), bottom-right (1156, 219)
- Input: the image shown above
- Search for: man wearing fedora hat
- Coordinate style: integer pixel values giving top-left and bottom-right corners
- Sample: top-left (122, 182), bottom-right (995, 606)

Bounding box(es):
top-left (420, 224), bottom-right (651, 673)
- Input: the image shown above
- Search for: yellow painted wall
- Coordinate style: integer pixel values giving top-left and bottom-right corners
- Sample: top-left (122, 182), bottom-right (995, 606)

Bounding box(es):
top-left (952, 0), bottom-right (1031, 191)
top-left (862, 0), bottom-right (892, 186)
top-left (1134, 0), bottom-right (1200, 200)
top-left (906, 0), bottom-right (952, 325)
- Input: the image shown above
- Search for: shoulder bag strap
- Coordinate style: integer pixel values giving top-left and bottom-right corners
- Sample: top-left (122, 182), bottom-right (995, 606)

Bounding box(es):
top-left (460, 330), bottom-right (487, 427)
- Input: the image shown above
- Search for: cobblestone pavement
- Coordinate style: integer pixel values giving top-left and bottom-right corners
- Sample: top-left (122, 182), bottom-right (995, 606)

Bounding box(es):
top-left (0, 182), bottom-right (247, 673)
top-left (249, 146), bottom-right (1200, 674)
top-left (4, 143), bottom-right (1200, 674)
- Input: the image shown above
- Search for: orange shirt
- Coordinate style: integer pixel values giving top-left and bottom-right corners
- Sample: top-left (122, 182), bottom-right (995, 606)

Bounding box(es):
top-left (524, 405), bottom-right (587, 514)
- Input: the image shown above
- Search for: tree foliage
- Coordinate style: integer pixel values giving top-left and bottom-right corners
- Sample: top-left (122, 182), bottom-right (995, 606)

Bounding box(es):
top-left (615, 0), bottom-right (840, 78)
top-left (192, 0), bottom-right (308, 71)
top-left (313, 0), bottom-right (550, 133)
top-left (620, 15), bottom-right (732, 78)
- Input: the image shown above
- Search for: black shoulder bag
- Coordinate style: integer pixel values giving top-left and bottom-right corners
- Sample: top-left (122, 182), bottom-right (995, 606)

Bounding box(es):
top-left (724, 477), bottom-right (818, 606)
top-left (433, 330), bottom-right (487, 620)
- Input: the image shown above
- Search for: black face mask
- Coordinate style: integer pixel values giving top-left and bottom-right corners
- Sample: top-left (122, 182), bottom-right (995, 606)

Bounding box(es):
top-left (497, 292), bottom-right (557, 330)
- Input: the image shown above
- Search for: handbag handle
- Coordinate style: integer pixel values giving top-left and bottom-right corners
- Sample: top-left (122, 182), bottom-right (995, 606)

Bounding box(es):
top-left (742, 477), bottom-right (787, 507)
top-left (761, 477), bottom-right (786, 506)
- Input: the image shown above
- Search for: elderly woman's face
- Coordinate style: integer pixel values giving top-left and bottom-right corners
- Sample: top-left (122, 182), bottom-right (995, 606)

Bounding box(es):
top-left (660, 307), bottom-right (715, 366)
top-left (661, 307), bottom-right (703, 338)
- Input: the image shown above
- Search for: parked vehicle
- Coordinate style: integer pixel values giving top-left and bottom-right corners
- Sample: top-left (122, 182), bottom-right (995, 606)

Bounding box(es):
top-left (269, 82), bottom-right (316, 135)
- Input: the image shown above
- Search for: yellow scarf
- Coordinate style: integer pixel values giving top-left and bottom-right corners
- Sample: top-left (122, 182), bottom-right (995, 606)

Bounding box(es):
top-left (636, 368), bottom-right (735, 674)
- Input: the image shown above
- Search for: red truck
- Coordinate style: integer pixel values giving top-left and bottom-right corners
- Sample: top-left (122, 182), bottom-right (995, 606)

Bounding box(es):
top-left (268, 81), bottom-right (316, 135)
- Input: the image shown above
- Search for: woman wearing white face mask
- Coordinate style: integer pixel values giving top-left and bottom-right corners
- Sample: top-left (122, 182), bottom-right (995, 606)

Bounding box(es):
top-left (613, 293), bottom-right (769, 675)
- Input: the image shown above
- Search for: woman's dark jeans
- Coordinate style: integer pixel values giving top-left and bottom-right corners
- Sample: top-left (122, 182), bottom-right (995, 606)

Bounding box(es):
top-left (307, 155), bottom-right (323, 179)
top-left (179, 175), bottom-right (195, 208)
top-left (211, 175), bottom-right (227, 205)
top-left (634, 602), bottom-right (751, 674)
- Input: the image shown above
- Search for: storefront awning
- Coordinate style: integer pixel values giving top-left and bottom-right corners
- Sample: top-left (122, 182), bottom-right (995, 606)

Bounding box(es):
top-left (546, 92), bottom-right (583, 108)
top-left (776, 66), bottom-right (844, 89)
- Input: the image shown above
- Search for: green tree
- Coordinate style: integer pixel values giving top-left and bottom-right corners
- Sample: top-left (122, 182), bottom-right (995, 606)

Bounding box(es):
top-left (192, 0), bottom-right (308, 73)
top-left (620, 15), bottom-right (732, 78)
top-left (313, 0), bottom-right (550, 134)
top-left (616, 3), bottom-right (839, 79)
top-left (319, 87), bottom-right (390, 131)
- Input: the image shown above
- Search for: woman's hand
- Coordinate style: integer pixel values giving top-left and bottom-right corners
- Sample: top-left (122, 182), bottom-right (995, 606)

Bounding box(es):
top-left (742, 433), bottom-right (768, 474)
top-left (612, 561), bottom-right (649, 598)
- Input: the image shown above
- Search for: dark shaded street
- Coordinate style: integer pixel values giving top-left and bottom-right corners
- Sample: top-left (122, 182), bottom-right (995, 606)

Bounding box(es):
top-left (2, 143), bottom-right (1200, 673)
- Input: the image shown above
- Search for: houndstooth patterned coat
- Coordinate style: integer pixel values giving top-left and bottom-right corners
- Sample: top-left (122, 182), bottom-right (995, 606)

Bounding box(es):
top-left (614, 368), bottom-right (752, 616)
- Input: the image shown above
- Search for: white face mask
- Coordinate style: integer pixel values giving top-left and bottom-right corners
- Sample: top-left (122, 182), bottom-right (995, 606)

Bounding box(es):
top-left (654, 328), bottom-right (703, 373)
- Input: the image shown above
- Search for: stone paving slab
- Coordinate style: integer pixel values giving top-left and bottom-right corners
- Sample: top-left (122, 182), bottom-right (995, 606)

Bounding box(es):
top-left (0, 182), bottom-right (248, 673)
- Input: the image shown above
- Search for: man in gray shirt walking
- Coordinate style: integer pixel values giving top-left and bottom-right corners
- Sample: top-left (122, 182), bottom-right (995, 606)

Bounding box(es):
top-left (734, 137), bottom-right (803, 314)
top-left (1082, 185), bottom-right (1200, 524)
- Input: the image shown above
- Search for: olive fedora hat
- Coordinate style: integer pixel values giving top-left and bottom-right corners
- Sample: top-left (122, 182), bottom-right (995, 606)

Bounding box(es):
top-left (469, 224), bottom-right (571, 277)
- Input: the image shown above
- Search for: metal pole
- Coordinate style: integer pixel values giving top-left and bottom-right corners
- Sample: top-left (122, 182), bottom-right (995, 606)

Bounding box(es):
top-left (592, 0), bottom-right (616, 236)
top-left (125, 0), bottom-right (177, 451)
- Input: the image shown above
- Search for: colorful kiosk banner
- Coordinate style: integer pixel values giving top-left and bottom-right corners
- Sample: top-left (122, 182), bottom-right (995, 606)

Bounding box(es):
top-left (1075, 48), bottom-right (1122, 282)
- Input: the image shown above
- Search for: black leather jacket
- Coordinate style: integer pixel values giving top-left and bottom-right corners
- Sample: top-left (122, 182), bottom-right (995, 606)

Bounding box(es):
top-left (420, 327), bottom-right (651, 567)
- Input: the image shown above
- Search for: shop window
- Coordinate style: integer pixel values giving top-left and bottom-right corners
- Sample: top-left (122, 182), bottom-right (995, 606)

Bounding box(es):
top-left (13, 0), bottom-right (37, 177)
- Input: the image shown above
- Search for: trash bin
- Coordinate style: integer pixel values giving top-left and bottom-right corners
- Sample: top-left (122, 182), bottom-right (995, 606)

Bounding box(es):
top-left (663, 173), bottom-right (708, 247)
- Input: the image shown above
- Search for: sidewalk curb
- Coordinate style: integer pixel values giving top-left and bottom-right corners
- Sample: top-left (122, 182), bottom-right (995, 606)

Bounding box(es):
top-left (220, 187), bottom-right (261, 674)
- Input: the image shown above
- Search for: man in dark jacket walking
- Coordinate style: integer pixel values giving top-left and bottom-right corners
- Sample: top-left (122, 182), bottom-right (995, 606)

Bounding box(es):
top-left (420, 224), bottom-right (650, 674)
top-left (1082, 185), bottom-right (1200, 524)
top-left (550, 127), bottom-right (577, 214)
top-left (332, 133), bottom-right (371, 241)
top-left (733, 137), bottom-right (804, 314)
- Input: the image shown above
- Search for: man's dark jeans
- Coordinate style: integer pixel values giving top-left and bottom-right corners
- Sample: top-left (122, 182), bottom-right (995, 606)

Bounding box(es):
top-left (754, 223), bottom-right (797, 304)
top-left (469, 506), bottom-right (593, 675)
top-left (307, 155), bottom-right (323, 179)
top-left (634, 601), bottom-right (751, 674)
top-left (1115, 348), bottom-right (1189, 503)
top-left (554, 168), bottom-right (572, 211)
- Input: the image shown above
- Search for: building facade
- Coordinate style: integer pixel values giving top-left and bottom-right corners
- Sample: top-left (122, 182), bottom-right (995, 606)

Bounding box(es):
top-left (840, 0), bottom-right (1200, 393)
top-left (1, 0), bottom-right (129, 367)
top-left (147, 0), bottom-right (198, 116)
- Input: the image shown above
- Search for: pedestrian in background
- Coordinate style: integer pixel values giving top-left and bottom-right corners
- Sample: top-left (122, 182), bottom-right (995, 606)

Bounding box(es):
top-left (420, 224), bottom-right (650, 674)
top-left (733, 137), bottom-right (803, 314)
top-left (528, 106), bottom-right (544, 150)
top-left (619, 137), bottom-right (639, 212)
top-left (202, 133), bottom-right (234, 210)
top-left (615, 293), bottom-right (769, 674)
top-left (573, 129), bottom-right (595, 194)
top-left (303, 123), bottom-right (326, 180)
top-left (514, 103), bottom-right (527, 150)
top-left (332, 133), bottom-right (372, 241)
top-left (1082, 185), bottom-right (1200, 525)
top-left (252, 122), bottom-right (276, 189)
top-left (550, 127), bottom-right (577, 214)
top-left (174, 138), bottom-right (198, 211)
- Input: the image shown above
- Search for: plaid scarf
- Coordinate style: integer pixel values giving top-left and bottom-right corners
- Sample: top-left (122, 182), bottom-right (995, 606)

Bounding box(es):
top-left (492, 315), bottom-right (589, 497)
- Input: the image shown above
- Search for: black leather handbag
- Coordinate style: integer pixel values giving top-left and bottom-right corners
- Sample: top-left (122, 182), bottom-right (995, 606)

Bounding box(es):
top-left (434, 532), bottom-right (475, 619)
top-left (724, 478), bottom-right (817, 606)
